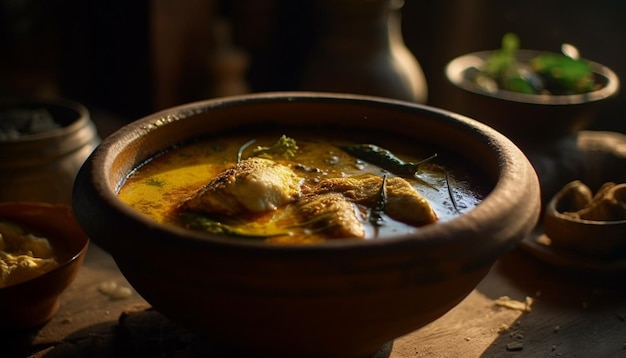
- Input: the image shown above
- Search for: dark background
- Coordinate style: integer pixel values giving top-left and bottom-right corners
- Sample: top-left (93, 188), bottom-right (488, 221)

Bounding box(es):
top-left (1, 0), bottom-right (624, 133)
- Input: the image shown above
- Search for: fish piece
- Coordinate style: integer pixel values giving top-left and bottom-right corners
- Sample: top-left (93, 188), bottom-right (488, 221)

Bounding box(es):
top-left (309, 174), bottom-right (437, 227)
top-left (293, 193), bottom-right (366, 239)
top-left (383, 177), bottom-right (438, 226)
top-left (181, 157), bottom-right (302, 216)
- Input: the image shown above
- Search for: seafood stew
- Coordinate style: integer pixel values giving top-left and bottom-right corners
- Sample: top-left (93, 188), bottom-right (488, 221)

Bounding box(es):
top-left (117, 130), bottom-right (491, 243)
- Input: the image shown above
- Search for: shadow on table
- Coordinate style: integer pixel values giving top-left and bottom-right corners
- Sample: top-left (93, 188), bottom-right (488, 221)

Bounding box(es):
top-left (483, 249), bottom-right (626, 307)
top-left (475, 249), bottom-right (626, 357)
top-left (1, 321), bottom-right (120, 358)
top-left (26, 307), bottom-right (392, 358)
top-left (1, 326), bottom-right (42, 358)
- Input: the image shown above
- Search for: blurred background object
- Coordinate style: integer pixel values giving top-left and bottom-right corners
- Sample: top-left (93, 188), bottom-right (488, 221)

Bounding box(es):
top-left (151, 0), bottom-right (219, 109)
top-left (401, 0), bottom-right (625, 133)
top-left (299, 0), bottom-right (428, 103)
top-left (0, 0), bottom-right (61, 98)
top-left (0, 97), bottom-right (100, 204)
top-left (0, 0), bottom-right (153, 118)
top-left (0, 0), bottom-right (623, 133)
top-left (443, 49), bottom-right (620, 145)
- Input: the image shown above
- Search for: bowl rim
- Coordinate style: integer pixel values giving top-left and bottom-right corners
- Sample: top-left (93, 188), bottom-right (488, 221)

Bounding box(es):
top-left (445, 49), bottom-right (620, 105)
top-left (79, 91), bottom-right (540, 255)
top-left (547, 209), bottom-right (626, 226)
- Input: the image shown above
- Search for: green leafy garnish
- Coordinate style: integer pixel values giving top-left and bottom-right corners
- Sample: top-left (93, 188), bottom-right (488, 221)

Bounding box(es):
top-left (369, 174), bottom-right (387, 227)
top-left (249, 135), bottom-right (298, 159)
top-left (145, 178), bottom-right (166, 188)
top-left (179, 212), bottom-right (289, 238)
top-left (483, 32), bottom-right (519, 78)
top-left (529, 53), bottom-right (595, 93)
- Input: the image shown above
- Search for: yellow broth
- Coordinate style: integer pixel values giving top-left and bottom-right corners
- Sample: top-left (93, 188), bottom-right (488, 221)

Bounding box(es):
top-left (117, 132), bottom-right (490, 243)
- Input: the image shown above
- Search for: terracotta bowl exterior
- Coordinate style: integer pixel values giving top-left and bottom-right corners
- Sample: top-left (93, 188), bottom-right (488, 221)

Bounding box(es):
top-left (444, 50), bottom-right (620, 144)
top-left (0, 202), bottom-right (89, 331)
top-left (72, 92), bottom-right (540, 358)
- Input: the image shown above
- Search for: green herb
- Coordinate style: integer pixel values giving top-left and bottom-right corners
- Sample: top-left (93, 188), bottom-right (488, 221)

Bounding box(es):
top-left (179, 212), bottom-right (289, 238)
top-left (529, 53), bottom-right (595, 94)
top-left (248, 135), bottom-right (298, 159)
top-left (144, 178), bottom-right (165, 188)
top-left (369, 174), bottom-right (387, 227)
top-left (483, 32), bottom-right (519, 78)
top-left (340, 143), bottom-right (437, 177)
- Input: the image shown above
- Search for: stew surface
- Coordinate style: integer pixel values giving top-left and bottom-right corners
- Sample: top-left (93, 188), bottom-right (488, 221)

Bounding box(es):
top-left (117, 131), bottom-right (491, 243)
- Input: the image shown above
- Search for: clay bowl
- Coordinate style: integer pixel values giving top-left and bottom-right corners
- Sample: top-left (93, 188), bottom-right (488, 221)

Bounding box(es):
top-left (0, 202), bottom-right (89, 331)
top-left (519, 131), bottom-right (626, 274)
top-left (543, 180), bottom-right (626, 258)
top-left (444, 49), bottom-right (620, 145)
top-left (72, 92), bottom-right (540, 358)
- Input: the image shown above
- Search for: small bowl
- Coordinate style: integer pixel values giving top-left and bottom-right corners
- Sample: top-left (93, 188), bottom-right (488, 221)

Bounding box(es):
top-left (519, 131), bottom-right (626, 273)
top-left (72, 92), bottom-right (540, 358)
top-left (543, 180), bottom-right (626, 258)
top-left (0, 202), bottom-right (89, 331)
top-left (444, 49), bottom-right (620, 143)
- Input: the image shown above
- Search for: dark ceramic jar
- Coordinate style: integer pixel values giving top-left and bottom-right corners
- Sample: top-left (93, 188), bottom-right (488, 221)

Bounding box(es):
top-left (300, 0), bottom-right (428, 103)
top-left (0, 98), bottom-right (100, 204)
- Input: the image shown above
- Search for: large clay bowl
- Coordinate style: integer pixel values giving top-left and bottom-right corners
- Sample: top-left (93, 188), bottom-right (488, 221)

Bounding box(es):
top-left (0, 202), bottom-right (89, 331)
top-left (72, 92), bottom-right (540, 358)
top-left (444, 49), bottom-right (620, 144)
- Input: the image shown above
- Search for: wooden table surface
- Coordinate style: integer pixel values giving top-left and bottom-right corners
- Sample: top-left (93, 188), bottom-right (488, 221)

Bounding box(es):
top-left (4, 241), bottom-right (624, 358)
top-left (4, 113), bottom-right (624, 358)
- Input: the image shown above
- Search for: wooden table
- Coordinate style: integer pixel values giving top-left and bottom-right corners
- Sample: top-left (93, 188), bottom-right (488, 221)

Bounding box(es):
top-left (5, 112), bottom-right (624, 357)
top-left (4, 241), bottom-right (624, 358)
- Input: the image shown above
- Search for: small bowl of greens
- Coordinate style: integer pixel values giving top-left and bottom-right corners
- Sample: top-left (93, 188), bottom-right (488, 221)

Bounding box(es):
top-left (444, 33), bottom-right (620, 142)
